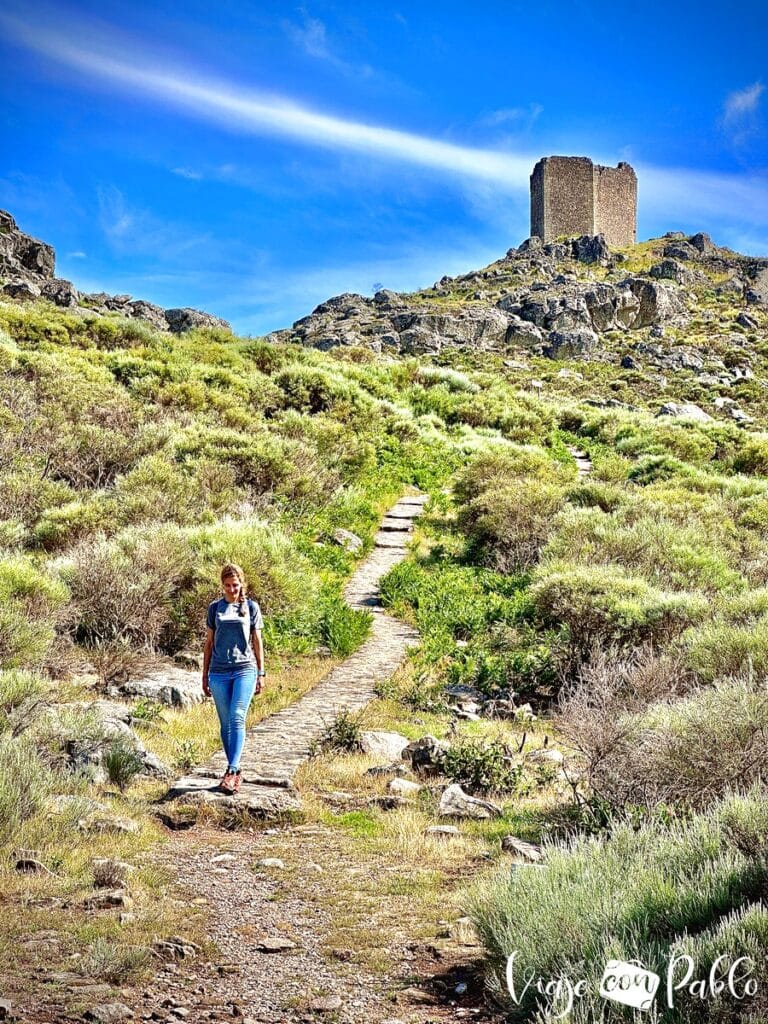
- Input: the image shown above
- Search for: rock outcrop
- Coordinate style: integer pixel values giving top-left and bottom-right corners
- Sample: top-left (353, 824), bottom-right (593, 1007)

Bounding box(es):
top-left (0, 209), bottom-right (231, 334)
top-left (267, 232), bottom-right (761, 362)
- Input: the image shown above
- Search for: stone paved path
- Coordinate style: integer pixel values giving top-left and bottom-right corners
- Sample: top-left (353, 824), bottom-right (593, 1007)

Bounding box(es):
top-left (167, 494), bottom-right (427, 815)
top-left (566, 444), bottom-right (593, 478)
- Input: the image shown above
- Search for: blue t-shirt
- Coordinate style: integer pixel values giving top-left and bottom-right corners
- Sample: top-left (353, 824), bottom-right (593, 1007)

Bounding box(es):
top-left (206, 597), bottom-right (264, 672)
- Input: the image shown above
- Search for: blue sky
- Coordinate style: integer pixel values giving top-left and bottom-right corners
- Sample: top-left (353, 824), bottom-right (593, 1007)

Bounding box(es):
top-left (1, 1), bottom-right (767, 335)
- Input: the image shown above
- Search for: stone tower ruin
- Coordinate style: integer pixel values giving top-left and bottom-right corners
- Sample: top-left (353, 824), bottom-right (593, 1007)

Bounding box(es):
top-left (530, 156), bottom-right (637, 247)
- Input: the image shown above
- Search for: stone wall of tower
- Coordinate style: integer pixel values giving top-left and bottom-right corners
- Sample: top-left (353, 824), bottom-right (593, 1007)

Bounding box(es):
top-left (530, 156), bottom-right (637, 247)
top-left (593, 161), bottom-right (637, 246)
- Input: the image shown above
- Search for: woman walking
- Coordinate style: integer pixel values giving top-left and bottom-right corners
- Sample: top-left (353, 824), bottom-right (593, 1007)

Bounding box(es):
top-left (202, 563), bottom-right (266, 794)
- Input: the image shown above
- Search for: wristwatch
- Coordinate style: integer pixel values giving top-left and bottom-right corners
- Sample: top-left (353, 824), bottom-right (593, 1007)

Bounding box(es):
top-left (257, 670), bottom-right (266, 677)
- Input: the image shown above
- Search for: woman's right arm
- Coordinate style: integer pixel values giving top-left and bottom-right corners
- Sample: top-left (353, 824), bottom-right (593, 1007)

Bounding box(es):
top-left (202, 627), bottom-right (214, 696)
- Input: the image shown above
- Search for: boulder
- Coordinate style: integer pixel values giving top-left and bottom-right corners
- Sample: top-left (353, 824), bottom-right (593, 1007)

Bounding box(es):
top-left (164, 307), bottom-right (231, 334)
top-left (504, 315), bottom-right (545, 348)
top-left (517, 236), bottom-right (543, 252)
top-left (331, 528), bottom-right (363, 554)
top-left (424, 824), bottom-right (460, 839)
top-left (543, 242), bottom-right (570, 261)
top-left (41, 278), bottom-right (79, 307)
top-left (650, 259), bottom-right (688, 284)
top-left (736, 311), bottom-right (758, 330)
top-left (3, 279), bottom-right (41, 299)
top-left (448, 916), bottom-right (482, 945)
top-left (84, 1004), bottom-right (134, 1023)
top-left (0, 209), bottom-right (56, 279)
top-left (657, 402), bottom-right (712, 422)
top-left (78, 814), bottom-right (140, 834)
top-left (527, 747), bottom-right (564, 764)
top-left (373, 289), bottom-right (402, 308)
top-left (256, 936), bottom-right (297, 953)
top-left (544, 328), bottom-right (598, 359)
top-left (388, 778), bottom-right (422, 797)
top-left (128, 299), bottom-right (169, 331)
top-left (746, 267), bottom-right (768, 307)
top-left (618, 278), bottom-right (687, 328)
top-left (402, 735), bottom-right (449, 775)
top-left (662, 241), bottom-right (699, 262)
top-left (571, 234), bottom-right (610, 264)
top-left (717, 277), bottom-right (745, 297)
top-left (84, 889), bottom-right (134, 910)
top-left (114, 663), bottom-right (204, 708)
top-left (689, 232), bottom-right (717, 256)
top-left (584, 283), bottom-right (621, 331)
top-left (501, 835), bottom-right (544, 861)
top-left (359, 730), bottom-right (409, 761)
top-left (438, 784), bottom-right (502, 819)
top-left (152, 936), bottom-right (200, 960)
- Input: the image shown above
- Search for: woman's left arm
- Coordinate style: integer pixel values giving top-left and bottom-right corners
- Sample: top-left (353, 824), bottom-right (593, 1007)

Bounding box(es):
top-left (252, 629), bottom-right (265, 682)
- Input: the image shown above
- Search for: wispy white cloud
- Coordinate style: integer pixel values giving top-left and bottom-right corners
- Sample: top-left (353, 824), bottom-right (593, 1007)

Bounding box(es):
top-left (720, 82), bottom-right (764, 148)
top-left (67, 250), bottom-right (87, 259)
top-left (722, 82), bottom-right (764, 125)
top-left (97, 184), bottom-right (135, 243)
top-left (0, 11), bottom-right (533, 190)
top-left (639, 162), bottom-right (768, 228)
top-left (3, 11), bottom-right (768, 233)
top-left (171, 166), bottom-right (203, 180)
top-left (96, 184), bottom-right (212, 258)
top-left (480, 104), bottom-right (543, 129)
top-left (282, 8), bottom-right (374, 78)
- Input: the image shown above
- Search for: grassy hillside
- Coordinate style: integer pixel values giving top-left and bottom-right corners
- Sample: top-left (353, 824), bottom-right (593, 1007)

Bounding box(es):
top-left (2, 232), bottom-right (768, 1022)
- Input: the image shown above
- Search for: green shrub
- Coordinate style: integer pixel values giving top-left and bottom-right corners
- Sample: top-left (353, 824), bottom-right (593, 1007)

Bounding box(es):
top-left (684, 616), bottom-right (768, 681)
top-left (315, 708), bottom-right (365, 753)
top-left (320, 597), bottom-right (372, 657)
top-left (34, 497), bottom-right (115, 549)
top-left (561, 678), bottom-right (768, 812)
top-left (0, 669), bottom-right (50, 736)
top-left (439, 737), bottom-right (522, 794)
top-left (565, 480), bottom-right (627, 512)
top-left (459, 480), bottom-right (567, 572)
top-left (733, 436), bottom-right (768, 476)
top-left (530, 562), bottom-right (708, 653)
top-left (628, 453), bottom-right (691, 484)
top-left (0, 470), bottom-right (75, 531)
top-left (172, 738), bottom-right (202, 772)
top-left (81, 937), bottom-right (152, 983)
top-left (58, 529), bottom-right (195, 650)
top-left (416, 365), bottom-right (479, 393)
top-left (543, 506), bottom-right (744, 593)
top-left (468, 789), bottom-right (768, 1023)
top-left (128, 699), bottom-right (164, 726)
top-left (104, 738), bottom-right (145, 792)
top-left (453, 444), bottom-right (568, 506)
top-left (0, 734), bottom-right (54, 847)
top-left (274, 366), bottom-right (364, 414)
top-left (0, 555), bottom-right (70, 669)
top-left (173, 426), bottom-right (291, 493)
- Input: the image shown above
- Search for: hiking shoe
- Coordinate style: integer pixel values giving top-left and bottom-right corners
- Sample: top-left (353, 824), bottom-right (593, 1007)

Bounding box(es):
top-left (232, 770), bottom-right (243, 795)
top-left (219, 769), bottom-right (237, 794)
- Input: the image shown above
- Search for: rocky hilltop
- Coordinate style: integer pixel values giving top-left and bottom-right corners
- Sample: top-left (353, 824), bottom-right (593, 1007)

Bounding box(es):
top-left (267, 231), bottom-right (768, 388)
top-left (0, 209), bottom-right (231, 334)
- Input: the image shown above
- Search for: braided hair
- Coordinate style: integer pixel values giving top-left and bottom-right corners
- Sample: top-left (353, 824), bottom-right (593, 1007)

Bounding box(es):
top-left (220, 563), bottom-right (248, 617)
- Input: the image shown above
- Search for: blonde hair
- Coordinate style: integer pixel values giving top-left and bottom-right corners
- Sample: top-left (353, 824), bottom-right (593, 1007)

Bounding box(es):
top-left (221, 563), bottom-right (247, 617)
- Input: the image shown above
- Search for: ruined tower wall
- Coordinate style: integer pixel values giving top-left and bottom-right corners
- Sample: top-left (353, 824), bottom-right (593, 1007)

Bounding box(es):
top-left (593, 162), bottom-right (637, 246)
top-left (530, 156), bottom-right (637, 247)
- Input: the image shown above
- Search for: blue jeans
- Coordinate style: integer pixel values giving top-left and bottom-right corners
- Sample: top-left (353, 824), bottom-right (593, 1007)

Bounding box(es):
top-left (208, 667), bottom-right (258, 771)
